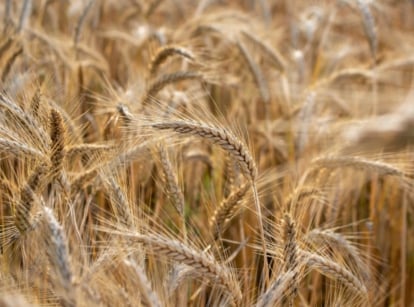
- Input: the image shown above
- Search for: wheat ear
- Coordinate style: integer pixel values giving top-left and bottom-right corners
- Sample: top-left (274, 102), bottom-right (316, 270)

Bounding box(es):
top-left (307, 229), bottom-right (371, 282)
top-left (145, 0), bottom-right (163, 18)
top-left (151, 120), bottom-right (257, 180)
top-left (14, 163), bottom-right (47, 234)
top-left (256, 269), bottom-right (300, 307)
top-left (151, 119), bottom-right (268, 285)
top-left (42, 207), bottom-right (75, 306)
top-left (0, 137), bottom-right (46, 159)
top-left (70, 167), bottom-right (99, 192)
top-left (104, 176), bottom-right (134, 228)
top-left (143, 71), bottom-right (203, 105)
top-left (209, 181), bottom-right (249, 239)
top-left (168, 264), bottom-right (199, 296)
top-left (236, 40), bottom-right (270, 104)
top-left (300, 249), bottom-right (368, 299)
top-left (223, 154), bottom-right (240, 197)
top-left (0, 37), bottom-right (13, 60)
top-left (311, 156), bottom-right (404, 177)
top-left (123, 259), bottom-right (161, 307)
top-left (49, 109), bottom-right (66, 181)
top-left (30, 86), bottom-right (42, 119)
top-left (74, 0), bottom-right (94, 48)
top-left (0, 93), bottom-right (49, 150)
top-left (1, 46), bottom-right (23, 82)
top-left (285, 186), bottom-right (321, 210)
top-left (149, 45), bottom-right (195, 76)
top-left (66, 143), bottom-right (116, 162)
top-left (356, 0), bottom-right (377, 61)
top-left (118, 232), bottom-right (242, 304)
top-left (157, 144), bottom-right (186, 228)
top-left (241, 30), bottom-right (286, 72)
top-left (282, 213), bottom-right (299, 305)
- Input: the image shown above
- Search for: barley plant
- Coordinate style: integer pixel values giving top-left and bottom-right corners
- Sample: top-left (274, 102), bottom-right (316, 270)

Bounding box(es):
top-left (0, 0), bottom-right (413, 306)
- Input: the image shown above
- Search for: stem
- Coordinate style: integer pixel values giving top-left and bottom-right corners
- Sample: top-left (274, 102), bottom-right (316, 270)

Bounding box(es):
top-left (252, 181), bottom-right (269, 290)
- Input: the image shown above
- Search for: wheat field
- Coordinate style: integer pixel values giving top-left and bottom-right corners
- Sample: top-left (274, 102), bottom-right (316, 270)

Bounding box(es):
top-left (0, 0), bottom-right (413, 306)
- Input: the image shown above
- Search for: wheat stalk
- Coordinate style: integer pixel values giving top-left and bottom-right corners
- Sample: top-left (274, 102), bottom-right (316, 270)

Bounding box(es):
top-left (3, 0), bottom-right (12, 31)
top-left (17, 0), bottom-right (32, 33)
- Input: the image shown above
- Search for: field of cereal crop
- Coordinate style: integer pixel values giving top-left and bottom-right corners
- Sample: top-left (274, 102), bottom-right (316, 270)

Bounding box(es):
top-left (0, 1), bottom-right (413, 306)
